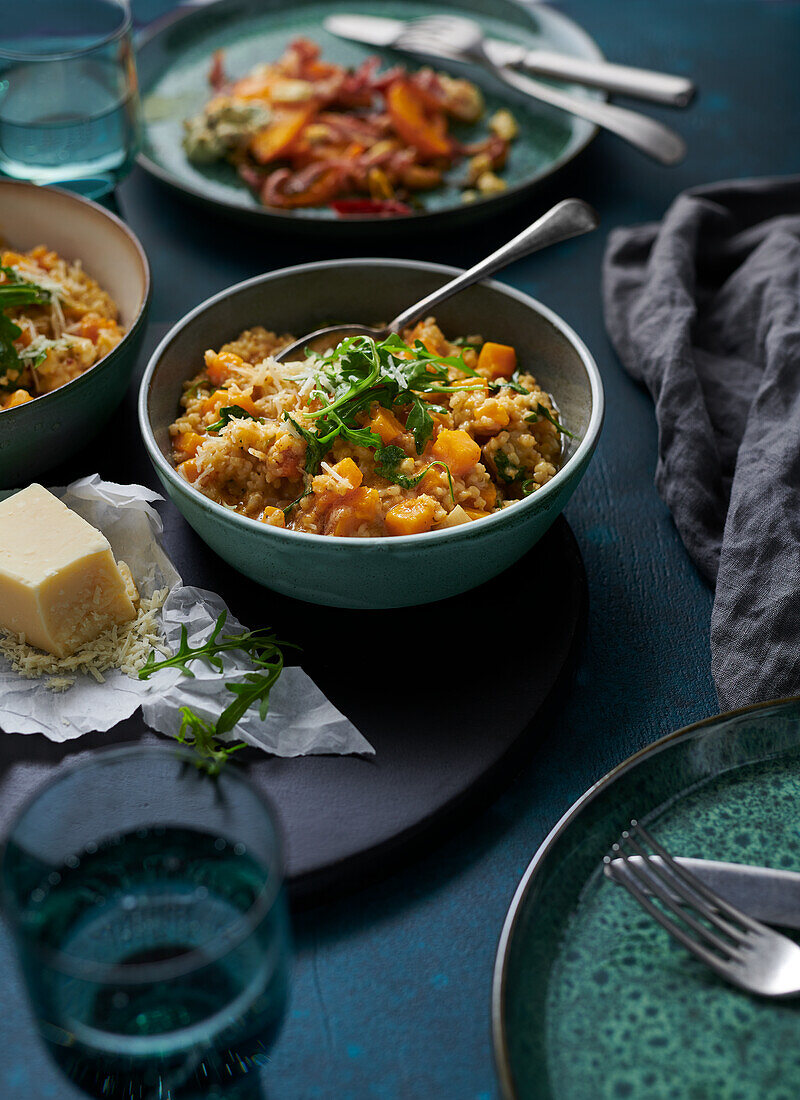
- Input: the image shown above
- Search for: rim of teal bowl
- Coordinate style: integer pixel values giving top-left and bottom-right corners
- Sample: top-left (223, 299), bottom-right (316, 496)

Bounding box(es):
top-left (490, 693), bottom-right (800, 1100)
top-left (134, 0), bottom-right (604, 228)
top-left (0, 180), bottom-right (151, 433)
top-left (139, 258), bottom-right (604, 549)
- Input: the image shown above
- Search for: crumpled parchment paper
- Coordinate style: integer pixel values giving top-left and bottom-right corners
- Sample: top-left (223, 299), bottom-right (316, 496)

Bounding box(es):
top-left (0, 475), bottom-right (374, 756)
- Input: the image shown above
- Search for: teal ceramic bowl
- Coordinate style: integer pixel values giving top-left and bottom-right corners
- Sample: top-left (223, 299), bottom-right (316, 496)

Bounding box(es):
top-left (139, 259), bottom-right (603, 608)
top-left (0, 181), bottom-right (151, 488)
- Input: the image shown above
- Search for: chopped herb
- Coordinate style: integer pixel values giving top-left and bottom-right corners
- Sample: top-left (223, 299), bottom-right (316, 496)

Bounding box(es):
top-left (493, 450), bottom-right (520, 484)
top-left (139, 611), bottom-right (298, 773)
top-left (489, 374), bottom-right (529, 395)
top-left (206, 405), bottom-right (264, 433)
top-left (375, 445), bottom-right (455, 501)
top-left (184, 377), bottom-right (218, 398)
top-left (525, 402), bottom-right (577, 440)
top-left (283, 487), bottom-right (313, 516)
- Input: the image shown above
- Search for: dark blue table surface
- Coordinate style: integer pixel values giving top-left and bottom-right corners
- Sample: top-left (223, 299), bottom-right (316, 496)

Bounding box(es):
top-left (3, 1), bottom-right (800, 1097)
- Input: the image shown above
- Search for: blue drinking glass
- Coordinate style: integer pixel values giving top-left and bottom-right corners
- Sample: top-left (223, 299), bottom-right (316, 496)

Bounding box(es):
top-left (0, 744), bottom-right (291, 1099)
top-left (0, 0), bottom-right (141, 197)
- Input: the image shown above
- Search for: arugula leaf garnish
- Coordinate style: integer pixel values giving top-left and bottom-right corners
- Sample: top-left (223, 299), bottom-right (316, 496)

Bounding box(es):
top-left (525, 403), bottom-right (577, 440)
top-left (489, 375), bottom-right (529, 395)
top-left (206, 405), bottom-right (265, 433)
top-left (139, 611), bottom-right (298, 773)
top-left (0, 266), bottom-right (54, 391)
top-left (0, 313), bottom-right (25, 389)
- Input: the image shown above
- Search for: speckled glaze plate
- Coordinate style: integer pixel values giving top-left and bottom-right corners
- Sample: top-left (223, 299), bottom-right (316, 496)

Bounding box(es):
top-left (493, 697), bottom-right (800, 1100)
top-left (135, 0), bottom-right (603, 231)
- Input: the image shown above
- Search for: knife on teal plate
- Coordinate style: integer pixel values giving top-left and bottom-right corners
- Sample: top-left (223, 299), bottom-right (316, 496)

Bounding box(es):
top-left (605, 856), bottom-right (800, 929)
top-left (324, 14), bottom-right (696, 107)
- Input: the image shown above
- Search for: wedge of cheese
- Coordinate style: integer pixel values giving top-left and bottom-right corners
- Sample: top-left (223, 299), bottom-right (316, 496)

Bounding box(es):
top-left (0, 484), bottom-right (136, 658)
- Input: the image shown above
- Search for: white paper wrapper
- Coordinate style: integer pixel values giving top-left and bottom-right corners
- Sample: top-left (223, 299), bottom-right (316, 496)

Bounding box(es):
top-left (0, 475), bottom-right (374, 757)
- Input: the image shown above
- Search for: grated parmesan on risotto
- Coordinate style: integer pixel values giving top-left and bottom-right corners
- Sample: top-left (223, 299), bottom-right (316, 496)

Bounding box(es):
top-left (0, 587), bottom-right (171, 690)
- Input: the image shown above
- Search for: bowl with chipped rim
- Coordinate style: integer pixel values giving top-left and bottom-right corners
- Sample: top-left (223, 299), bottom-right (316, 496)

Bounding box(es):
top-left (0, 180), bottom-right (151, 488)
top-left (138, 258), bottom-right (603, 608)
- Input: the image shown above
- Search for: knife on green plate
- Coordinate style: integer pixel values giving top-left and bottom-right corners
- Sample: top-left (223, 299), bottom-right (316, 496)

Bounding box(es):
top-left (605, 856), bottom-right (800, 929)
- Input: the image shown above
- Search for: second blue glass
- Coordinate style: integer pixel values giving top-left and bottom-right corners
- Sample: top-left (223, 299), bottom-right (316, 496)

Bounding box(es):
top-left (0, 745), bottom-right (290, 1099)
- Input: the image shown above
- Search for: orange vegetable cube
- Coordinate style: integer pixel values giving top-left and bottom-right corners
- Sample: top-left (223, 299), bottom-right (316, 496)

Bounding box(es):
top-left (259, 506), bottom-right (286, 528)
top-left (173, 430), bottom-right (204, 461)
top-left (477, 342), bottom-right (517, 379)
top-left (204, 349), bottom-right (246, 386)
top-left (178, 459), bottom-right (199, 483)
top-left (200, 391), bottom-right (226, 418)
top-left (368, 407), bottom-right (405, 445)
top-left (384, 494), bottom-right (439, 536)
top-left (464, 508), bottom-right (489, 521)
top-left (77, 312), bottom-right (116, 343)
top-left (3, 389), bottom-right (33, 409)
top-left (331, 457), bottom-right (362, 489)
top-left (475, 398), bottom-right (510, 432)
top-left (431, 429), bottom-right (482, 476)
top-left (325, 487), bottom-right (382, 536)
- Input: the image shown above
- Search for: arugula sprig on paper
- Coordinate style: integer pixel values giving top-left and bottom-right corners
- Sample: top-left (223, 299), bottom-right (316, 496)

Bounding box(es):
top-left (206, 405), bottom-right (264, 433)
top-left (139, 611), bottom-right (297, 773)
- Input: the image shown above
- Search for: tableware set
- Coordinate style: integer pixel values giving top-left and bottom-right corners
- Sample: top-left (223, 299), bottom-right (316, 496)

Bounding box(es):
top-left (335, 13), bottom-right (687, 164)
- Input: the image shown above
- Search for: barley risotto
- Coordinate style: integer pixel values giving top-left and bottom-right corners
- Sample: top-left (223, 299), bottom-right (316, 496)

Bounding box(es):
top-left (169, 317), bottom-right (570, 538)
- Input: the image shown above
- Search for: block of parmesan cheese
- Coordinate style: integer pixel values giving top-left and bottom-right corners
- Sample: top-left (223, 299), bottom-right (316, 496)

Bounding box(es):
top-left (0, 484), bottom-right (136, 658)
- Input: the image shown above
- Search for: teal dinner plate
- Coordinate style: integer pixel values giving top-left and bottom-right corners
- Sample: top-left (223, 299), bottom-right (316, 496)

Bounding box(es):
top-left (135, 0), bottom-right (603, 231)
top-left (493, 697), bottom-right (800, 1100)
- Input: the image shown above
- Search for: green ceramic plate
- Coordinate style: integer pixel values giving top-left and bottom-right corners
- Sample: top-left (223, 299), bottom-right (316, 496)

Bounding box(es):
top-left (136, 0), bottom-right (603, 231)
top-left (493, 697), bottom-right (800, 1100)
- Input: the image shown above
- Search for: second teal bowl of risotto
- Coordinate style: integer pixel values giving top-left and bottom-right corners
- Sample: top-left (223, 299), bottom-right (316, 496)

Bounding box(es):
top-left (0, 181), bottom-right (151, 488)
top-left (139, 259), bottom-right (603, 608)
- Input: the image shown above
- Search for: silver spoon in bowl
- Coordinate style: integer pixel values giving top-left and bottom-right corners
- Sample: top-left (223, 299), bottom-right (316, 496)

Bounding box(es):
top-left (274, 198), bottom-right (598, 362)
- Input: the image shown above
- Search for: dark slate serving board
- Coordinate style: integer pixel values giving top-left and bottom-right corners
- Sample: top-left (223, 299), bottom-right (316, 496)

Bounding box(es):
top-left (0, 518), bottom-right (585, 902)
top-left (0, 331), bottom-right (586, 901)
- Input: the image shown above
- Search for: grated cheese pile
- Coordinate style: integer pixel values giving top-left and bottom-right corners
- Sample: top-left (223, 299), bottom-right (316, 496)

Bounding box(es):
top-left (0, 587), bottom-right (172, 691)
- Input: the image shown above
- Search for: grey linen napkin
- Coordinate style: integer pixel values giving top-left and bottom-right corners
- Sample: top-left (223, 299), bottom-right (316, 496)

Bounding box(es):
top-left (603, 176), bottom-right (800, 710)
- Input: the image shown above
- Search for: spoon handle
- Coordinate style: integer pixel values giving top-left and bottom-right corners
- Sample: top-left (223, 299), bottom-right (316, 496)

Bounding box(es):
top-left (388, 198), bottom-right (598, 334)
